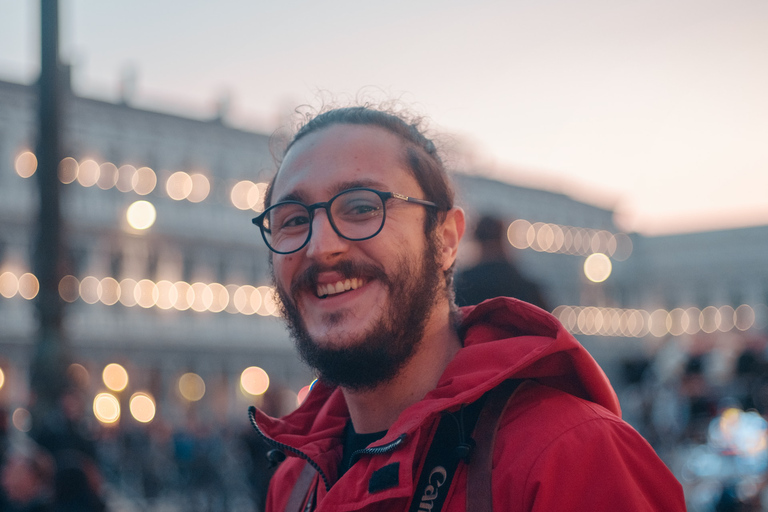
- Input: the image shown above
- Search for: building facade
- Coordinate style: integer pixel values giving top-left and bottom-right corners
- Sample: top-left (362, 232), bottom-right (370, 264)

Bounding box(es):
top-left (1, 76), bottom-right (766, 427)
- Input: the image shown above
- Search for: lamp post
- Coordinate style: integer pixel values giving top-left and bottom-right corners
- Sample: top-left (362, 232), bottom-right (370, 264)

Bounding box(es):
top-left (31, 0), bottom-right (70, 414)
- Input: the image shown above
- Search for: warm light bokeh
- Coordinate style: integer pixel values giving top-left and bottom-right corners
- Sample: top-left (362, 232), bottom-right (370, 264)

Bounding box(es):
top-left (102, 363), bottom-right (129, 392)
top-left (129, 392), bottom-right (156, 423)
top-left (14, 151), bottom-right (37, 178)
top-left (178, 373), bottom-right (206, 402)
top-left (240, 366), bottom-right (270, 396)
top-left (583, 253), bottom-right (612, 283)
top-left (93, 393), bottom-right (120, 424)
top-left (126, 200), bottom-right (157, 230)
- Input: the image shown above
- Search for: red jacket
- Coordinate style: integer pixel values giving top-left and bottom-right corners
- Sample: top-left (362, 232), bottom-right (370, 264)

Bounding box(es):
top-left (251, 298), bottom-right (686, 511)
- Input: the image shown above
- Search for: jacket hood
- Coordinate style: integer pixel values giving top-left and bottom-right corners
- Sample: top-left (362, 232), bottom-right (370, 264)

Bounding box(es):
top-left (251, 297), bottom-right (620, 452)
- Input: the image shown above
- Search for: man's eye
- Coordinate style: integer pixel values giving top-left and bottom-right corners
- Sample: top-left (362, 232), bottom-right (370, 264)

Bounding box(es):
top-left (281, 215), bottom-right (310, 228)
top-left (351, 204), bottom-right (378, 215)
top-left (340, 201), bottom-right (381, 217)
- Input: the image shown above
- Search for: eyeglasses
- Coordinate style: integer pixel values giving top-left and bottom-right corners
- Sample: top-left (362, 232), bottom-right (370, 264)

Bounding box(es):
top-left (252, 187), bottom-right (438, 254)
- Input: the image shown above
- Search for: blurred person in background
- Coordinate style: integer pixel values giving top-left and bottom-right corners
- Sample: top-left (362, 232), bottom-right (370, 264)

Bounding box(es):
top-left (0, 440), bottom-right (55, 512)
top-left (454, 214), bottom-right (549, 310)
top-left (247, 105), bottom-right (685, 511)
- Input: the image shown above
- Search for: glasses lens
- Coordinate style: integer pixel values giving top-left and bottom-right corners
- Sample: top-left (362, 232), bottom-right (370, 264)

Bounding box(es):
top-left (264, 202), bottom-right (311, 253)
top-left (330, 189), bottom-right (385, 240)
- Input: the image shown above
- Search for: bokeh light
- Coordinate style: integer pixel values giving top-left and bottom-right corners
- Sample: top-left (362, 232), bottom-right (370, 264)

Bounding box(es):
top-left (99, 277), bottom-right (121, 305)
top-left (190, 282), bottom-right (213, 312)
top-left (256, 286), bottom-right (279, 316)
top-left (207, 282), bottom-right (229, 313)
top-left (685, 307), bottom-right (702, 335)
top-left (231, 181), bottom-right (268, 211)
top-left (297, 384), bottom-right (312, 406)
top-left (97, 162), bottom-right (119, 190)
top-left (718, 305), bottom-right (735, 332)
top-left (58, 157), bottom-right (79, 184)
top-left (188, 173), bottom-right (211, 203)
top-left (234, 285), bottom-right (259, 315)
top-left (132, 167), bottom-right (157, 195)
top-left (166, 171), bottom-right (193, 200)
top-left (93, 393), bottom-right (120, 424)
top-left (172, 281), bottom-right (193, 311)
top-left (102, 363), bottom-right (129, 392)
top-left (12, 408), bottom-right (32, 432)
top-left (126, 200), bottom-right (157, 230)
top-left (135, 279), bottom-right (159, 308)
top-left (59, 275), bottom-right (80, 302)
top-left (700, 306), bottom-right (721, 334)
top-left (67, 363), bottom-right (90, 389)
top-left (583, 253), bottom-right (612, 283)
top-left (154, 280), bottom-right (176, 310)
top-left (118, 278), bottom-right (138, 307)
top-left (17, 273), bottom-right (39, 300)
top-left (129, 392), bottom-right (156, 423)
top-left (116, 164), bottom-right (137, 192)
top-left (0, 271), bottom-right (19, 298)
top-left (240, 366), bottom-right (270, 396)
top-left (15, 151), bottom-right (38, 178)
top-left (79, 276), bottom-right (100, 304)
top-left (178, 373), bottom-right (206, 402)
top-left (735, 304), bottom-right (755, 331)
top-left (0, 367), bottom-right (5, 390)
top-left (77, 159), bottom-right (100, 187)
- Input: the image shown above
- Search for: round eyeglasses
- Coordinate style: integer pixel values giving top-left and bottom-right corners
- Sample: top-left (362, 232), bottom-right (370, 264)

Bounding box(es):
top-left (252, 187), bottom-right (438, 254)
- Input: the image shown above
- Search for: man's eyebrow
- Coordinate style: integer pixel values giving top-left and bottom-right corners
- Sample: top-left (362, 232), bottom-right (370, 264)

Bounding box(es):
top-left (275, 191), bottom-right (306, 204)
top-left (275, 179), bottom-right (389, 204)
top-left (329, 179), bottom-right (387, 196)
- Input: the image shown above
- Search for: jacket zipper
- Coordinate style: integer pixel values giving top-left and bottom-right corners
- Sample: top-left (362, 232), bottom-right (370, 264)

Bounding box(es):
top-left (347, 433), bottom-right (407, 471)
top-left (248, 406), bottom-right (333, 492)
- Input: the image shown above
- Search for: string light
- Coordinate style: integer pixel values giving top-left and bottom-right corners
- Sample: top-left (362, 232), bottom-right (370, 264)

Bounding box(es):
top-left (552, 304), bottom-right (760, 338)
top-left (507, 219), bottom-right (633, 260)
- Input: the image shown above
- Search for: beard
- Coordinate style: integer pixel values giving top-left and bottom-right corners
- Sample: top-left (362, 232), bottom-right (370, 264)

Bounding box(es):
top-left (274, 234), bottom-right (444, 391)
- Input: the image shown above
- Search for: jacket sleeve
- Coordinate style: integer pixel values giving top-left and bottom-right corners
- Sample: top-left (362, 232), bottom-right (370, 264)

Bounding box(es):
top-left (504, 416), bottom-right (686, 511)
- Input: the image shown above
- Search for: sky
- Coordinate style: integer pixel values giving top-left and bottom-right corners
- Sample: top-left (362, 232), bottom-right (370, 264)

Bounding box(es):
top-left (2, 0), bottom-right (767, 235)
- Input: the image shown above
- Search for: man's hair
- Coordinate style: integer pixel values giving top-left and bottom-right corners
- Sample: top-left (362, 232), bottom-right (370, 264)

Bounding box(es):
top-left (267, 106), bottom-right (455, 227)
top-left (265, 105), bottom-right (458, 292)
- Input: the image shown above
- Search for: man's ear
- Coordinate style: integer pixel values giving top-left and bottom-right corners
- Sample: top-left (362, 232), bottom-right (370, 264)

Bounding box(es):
top-left (437, 207), bottom-right (465, 271)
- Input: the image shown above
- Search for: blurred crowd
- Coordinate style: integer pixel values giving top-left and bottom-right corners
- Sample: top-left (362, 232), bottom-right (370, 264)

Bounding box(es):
top-left (617, 334), bottom-right (768, 511)
top-left (0, 398), bottom-right (275, 512)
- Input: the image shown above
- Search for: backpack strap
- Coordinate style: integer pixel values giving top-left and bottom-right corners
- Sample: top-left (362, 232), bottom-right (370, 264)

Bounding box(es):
top-left (467, 379), bottom-right (523, 512)
top-left (285, 461), bottom-right (316, 512)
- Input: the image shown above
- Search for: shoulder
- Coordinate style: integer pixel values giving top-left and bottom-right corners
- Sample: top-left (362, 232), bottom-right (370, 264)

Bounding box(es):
top-left (490, 381), bottom-right (686, 511)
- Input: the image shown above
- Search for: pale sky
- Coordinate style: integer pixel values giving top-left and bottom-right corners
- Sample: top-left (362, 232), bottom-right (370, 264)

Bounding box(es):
top-left (2, 0), bottom-right (767, 235)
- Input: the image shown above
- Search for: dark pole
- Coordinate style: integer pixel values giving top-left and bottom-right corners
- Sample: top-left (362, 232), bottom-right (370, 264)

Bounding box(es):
top-left (31, 0), bottom-right (69, 413)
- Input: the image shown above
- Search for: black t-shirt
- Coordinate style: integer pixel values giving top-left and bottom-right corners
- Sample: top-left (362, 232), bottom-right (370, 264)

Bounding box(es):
top-left (339, 420), bottom-right (387, 477)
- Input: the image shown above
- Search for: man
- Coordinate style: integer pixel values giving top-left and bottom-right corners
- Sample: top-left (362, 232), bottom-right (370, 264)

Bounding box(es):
top-left (455, 214), bottom-right (549, 310)
top-left (249, 106), bottom-right (686, 511)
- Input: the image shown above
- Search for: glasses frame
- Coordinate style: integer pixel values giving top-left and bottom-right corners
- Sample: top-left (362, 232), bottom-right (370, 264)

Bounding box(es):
top-left (252, 187), bottom-right (438, 254)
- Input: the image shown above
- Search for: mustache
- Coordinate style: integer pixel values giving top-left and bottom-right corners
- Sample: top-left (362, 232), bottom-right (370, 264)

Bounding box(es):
top-left (290, 260), bottom-right (389, 297)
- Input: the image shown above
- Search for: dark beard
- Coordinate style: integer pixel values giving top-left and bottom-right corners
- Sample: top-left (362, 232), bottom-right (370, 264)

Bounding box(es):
top-left (274, 234), bottom-right (444, 391)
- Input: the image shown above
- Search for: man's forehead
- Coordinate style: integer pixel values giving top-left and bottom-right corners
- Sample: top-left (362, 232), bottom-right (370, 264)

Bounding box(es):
top-left (271, 124), bottom-right (417, 203)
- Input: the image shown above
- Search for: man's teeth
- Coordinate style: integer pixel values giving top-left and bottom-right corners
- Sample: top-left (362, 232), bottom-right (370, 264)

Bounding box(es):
top-left (316, 278), bottom-right (363, 298)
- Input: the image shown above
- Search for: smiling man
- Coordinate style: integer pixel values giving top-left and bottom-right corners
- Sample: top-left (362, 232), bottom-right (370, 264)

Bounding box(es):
top-left (248, 106), bottom-right (685, 512)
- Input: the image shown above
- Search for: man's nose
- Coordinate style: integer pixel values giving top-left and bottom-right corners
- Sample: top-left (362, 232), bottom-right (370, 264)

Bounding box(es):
top-left (305, 209), bottom-right (349, 260)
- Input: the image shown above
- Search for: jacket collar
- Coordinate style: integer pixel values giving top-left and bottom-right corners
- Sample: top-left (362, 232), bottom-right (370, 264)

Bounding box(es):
top-left (251, 297), bottom-right (620, 459)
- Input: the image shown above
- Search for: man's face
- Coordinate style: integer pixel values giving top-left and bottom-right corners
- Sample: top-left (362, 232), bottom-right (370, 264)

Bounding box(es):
top-left (269, 124), bottom-right (445, 389)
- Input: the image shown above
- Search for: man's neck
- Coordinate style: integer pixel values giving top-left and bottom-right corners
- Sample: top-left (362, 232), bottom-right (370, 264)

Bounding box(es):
top-left (341, 301), bottom-right (462, 434)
